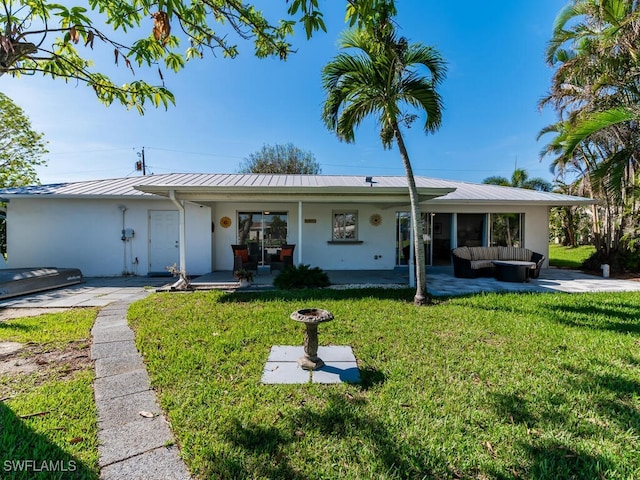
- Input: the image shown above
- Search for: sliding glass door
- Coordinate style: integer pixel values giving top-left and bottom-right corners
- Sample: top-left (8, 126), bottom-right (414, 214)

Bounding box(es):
top-left (456, 213), bottom-right (485, 247)
top-left (237, 212), bottom-right (288, 265)
top-left (396, 212), bottom-right (451, 266)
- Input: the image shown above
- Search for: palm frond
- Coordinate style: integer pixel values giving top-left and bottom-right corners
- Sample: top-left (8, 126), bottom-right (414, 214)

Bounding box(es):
top-left (562, 107), bottom-right (637, 155)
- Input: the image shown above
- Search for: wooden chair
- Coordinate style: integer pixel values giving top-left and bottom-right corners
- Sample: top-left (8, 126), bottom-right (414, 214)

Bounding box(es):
top-left (270, 244), bottom-right (295, 273)
top-left (231, 244), bottom-right (259, 273)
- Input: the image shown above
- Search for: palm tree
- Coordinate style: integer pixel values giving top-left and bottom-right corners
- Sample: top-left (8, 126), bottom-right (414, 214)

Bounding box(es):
top-left (321, 27), bottom-right (446, 305)
top-left (543, 0), bottom-right (640, 167)
top-left (482, 168), bottom-right (552, 246)
top-left (540, 0), bottom-right (640, 264)
top-left (482, 168), bottom-right (552, 192)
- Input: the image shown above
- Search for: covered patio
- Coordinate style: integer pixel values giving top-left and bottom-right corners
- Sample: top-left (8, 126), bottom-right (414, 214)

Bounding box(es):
top-left (190, 267), bottom-right (640, 296)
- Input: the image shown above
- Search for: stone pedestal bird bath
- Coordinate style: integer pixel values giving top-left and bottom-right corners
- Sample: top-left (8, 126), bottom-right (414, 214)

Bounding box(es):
top-left (290, 308), bottom-right (334, 370)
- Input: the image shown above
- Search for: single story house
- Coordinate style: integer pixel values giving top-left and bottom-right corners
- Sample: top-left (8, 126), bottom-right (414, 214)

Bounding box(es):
top-left (0, 173), bottom-right (594, 278)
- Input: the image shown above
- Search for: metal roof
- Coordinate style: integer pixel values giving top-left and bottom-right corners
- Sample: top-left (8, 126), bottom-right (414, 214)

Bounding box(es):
top-left (0, 173), bottom-right (594, 206)
top-left (423, 178), bottom-right (595, 205)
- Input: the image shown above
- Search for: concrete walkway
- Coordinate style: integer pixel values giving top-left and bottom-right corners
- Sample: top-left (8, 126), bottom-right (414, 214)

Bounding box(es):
top-left (0, 277), bottom-right (191, 479)
top-left (91, 294), bottom-right (191, 480)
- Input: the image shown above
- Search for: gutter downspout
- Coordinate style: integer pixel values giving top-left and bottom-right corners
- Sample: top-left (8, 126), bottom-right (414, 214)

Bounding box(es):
top-left (169, 190), bottom-right (187, 286)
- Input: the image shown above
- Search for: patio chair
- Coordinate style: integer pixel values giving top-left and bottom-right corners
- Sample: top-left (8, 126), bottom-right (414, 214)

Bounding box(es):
top-left (232, 244), bottom-right (259, 273)
top-left (270, 244), bottom-right (295, 273)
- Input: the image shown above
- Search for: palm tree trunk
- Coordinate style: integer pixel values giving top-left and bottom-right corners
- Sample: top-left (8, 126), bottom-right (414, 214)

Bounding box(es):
top-left (393, 124), bottom-right (428, 305)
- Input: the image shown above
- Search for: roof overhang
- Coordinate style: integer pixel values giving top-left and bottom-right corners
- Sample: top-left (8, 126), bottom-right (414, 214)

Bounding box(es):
top-left (426, 198), bottom-right (598, 207)
top-left (133, 184), bottom-right (457, 205)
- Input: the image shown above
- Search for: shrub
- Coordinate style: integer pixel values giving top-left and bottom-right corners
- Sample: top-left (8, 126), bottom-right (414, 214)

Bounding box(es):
top-left (273, 264), bottom-right (330, 289)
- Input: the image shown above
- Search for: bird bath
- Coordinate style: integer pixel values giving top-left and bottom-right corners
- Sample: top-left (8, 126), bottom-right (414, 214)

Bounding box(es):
top-left (290, 308), bottom-right (334, 370)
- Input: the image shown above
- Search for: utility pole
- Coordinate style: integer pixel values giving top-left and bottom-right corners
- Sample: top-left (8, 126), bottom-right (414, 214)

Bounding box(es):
top-left (136, 147), bottom-right (147, 176)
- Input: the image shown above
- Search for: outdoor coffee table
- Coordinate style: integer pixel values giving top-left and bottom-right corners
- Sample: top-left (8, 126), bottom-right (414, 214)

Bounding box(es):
top-left (492, 260), bottom-right (537, 283)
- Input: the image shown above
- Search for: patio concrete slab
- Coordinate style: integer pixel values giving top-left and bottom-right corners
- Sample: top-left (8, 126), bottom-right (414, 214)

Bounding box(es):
top-left (261, 345), bottom-right (360, 384)
top-left (190, 267), bottom-right (640, 296)
top-left (426, 266), bottom-right (640, 296)
top-left (0, 276), bottom-right (168, 308)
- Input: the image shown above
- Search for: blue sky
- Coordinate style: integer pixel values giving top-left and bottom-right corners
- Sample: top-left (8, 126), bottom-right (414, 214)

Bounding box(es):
top-left (0, 1), bottom-right (565, 185)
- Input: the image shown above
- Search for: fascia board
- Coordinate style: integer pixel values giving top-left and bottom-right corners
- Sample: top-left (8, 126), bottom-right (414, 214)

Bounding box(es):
top-left (134, 185), bottom-right (456, 201)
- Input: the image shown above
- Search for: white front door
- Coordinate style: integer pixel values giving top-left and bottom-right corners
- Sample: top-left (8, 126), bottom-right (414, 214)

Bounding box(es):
top-left (149, 210), bottom-right (179, 274)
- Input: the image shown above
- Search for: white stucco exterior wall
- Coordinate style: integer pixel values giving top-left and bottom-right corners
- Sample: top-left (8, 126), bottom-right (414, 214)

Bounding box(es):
top-left (213, 202), bottom-right (401, 271)
top-left (5, 195), bottom-right (553, 276)
top-left (5, 198), bottom-right (211, 276)
top-left (424, 203), bottom-right (551, 266)
top-left (211, 202), bottom-right (552, 271)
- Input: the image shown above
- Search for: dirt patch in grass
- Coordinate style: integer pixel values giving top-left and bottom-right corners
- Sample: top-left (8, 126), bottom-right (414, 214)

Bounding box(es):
top-left (0, 339), bottom-right (92, 397)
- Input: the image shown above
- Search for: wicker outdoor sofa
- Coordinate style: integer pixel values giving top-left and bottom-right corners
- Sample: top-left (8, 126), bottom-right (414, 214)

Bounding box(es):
top-left (451, 246), bottom-right (545, 279)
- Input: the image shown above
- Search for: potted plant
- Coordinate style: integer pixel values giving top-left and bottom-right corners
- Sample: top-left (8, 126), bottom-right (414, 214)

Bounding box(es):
top-left (234, 268), bottom-right (253, 287)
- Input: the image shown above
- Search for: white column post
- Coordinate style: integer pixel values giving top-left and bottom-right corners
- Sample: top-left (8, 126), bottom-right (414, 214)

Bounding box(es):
top-left (297, 201), bottom-right (303, 264)
top-left (409, 213), bottom-right (415, 287)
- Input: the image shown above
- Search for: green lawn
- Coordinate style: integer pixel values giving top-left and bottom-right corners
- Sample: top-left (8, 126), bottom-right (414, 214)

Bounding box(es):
top-left (548, 244), bottom-right (596, 269)
top-left (128, 289), bottom-right (640, 480)
top-left (0, 310), bottom-right (100, 480)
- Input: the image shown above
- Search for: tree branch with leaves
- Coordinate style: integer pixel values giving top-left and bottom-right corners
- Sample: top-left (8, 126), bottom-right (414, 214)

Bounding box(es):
top-left (1, 0), bottom-right (395, 113)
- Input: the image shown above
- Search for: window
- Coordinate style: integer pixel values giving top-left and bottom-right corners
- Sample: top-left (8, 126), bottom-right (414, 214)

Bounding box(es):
top-left (490, 213), bottom-right (523, 247)
top-left (332, 211), bottom-right (357, 240)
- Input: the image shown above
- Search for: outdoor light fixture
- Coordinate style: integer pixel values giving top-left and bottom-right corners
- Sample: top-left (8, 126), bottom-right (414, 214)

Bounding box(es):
top-left (365, 176), bottom-right (377, 187)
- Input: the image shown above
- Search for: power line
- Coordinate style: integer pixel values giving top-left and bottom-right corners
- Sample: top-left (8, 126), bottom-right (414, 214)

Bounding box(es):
top-left (146, 147), bottom-right (244, 159)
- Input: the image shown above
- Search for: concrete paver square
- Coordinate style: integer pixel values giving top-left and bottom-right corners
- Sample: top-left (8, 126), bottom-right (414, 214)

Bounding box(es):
top-left (312, 363), bottom-right (361, 384)
top-left (91, 327), bottom-right (135, 344)
top-left (262, 345), bottom-right (360, 384)
top-left (92, 317), bottom-right (129, 328)
top-left (96, 390), bottom-right (164, 430)
top-left (91, 340), bottom-right (139, 360)
top-left (99, 445), bottom-right (191, 480)
top-left (267, 345), bottom-right (304, 362)
top-left (95, 354), bottom-right (145, 379)
top-left (261, 361), bottom-right (310, 384)
top-left (98, 416), bottom-right (174, 466)
top-left (94, 369), bottom-right (151, 401)
top-left (317, 346), bottom-right (357, 362)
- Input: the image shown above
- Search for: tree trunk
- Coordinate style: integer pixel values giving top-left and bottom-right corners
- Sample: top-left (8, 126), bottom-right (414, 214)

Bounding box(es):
top-left (393, 124), bottom-right (428, 305)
